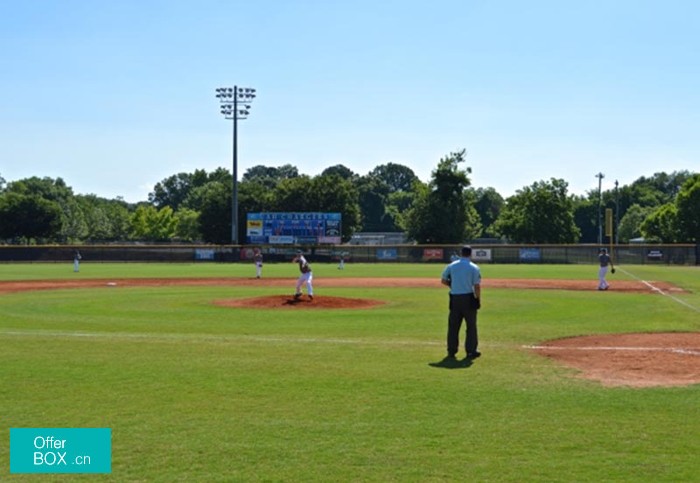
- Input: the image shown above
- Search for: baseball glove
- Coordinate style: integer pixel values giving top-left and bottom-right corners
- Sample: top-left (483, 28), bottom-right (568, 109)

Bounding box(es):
top-left (611, 268), bottom-right (616, 274)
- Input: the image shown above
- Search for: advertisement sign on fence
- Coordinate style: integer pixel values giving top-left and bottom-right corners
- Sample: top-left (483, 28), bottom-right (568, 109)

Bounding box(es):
top-left (519, 248), bottom-right (541, 262)
top-left (472, 248), bottom-right (492, 262)
top-left (194, 249), bottom-right (215, 261)
top-left (376, 248), bottom-right (398, 261)
top-left (423, 248), bottom-right (444, 261)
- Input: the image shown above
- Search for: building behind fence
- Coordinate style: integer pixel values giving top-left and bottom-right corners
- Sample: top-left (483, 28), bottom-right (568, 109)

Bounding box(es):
top-left (0, 244), bottom-right (697, 265)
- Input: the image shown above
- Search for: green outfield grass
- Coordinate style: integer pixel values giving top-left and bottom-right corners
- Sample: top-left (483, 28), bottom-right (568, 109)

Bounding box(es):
top-left (0, 260), bottom-right (698, 283)
top-left (1, 263), bottom-right (699, 481)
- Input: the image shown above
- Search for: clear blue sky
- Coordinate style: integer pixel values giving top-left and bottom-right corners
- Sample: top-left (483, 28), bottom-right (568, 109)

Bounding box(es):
top-left (1, 0), bottom-right (698, 203)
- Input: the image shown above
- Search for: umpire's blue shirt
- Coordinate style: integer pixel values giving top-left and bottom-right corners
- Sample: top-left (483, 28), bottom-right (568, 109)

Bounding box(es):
top-left (442, 257), bottom-right (481, 295)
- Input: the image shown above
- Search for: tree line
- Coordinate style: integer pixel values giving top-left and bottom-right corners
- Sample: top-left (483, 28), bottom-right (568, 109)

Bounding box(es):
top-left (1, 150), bottom-right (698, 244)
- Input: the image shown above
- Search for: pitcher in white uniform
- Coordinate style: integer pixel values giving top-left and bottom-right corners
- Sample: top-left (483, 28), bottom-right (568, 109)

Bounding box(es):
top-left (292, 250), bottom-right (313, 300)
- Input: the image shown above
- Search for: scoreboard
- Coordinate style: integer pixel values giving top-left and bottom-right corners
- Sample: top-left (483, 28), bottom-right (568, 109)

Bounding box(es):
top-left (246, 212), bottom-right (341, 244)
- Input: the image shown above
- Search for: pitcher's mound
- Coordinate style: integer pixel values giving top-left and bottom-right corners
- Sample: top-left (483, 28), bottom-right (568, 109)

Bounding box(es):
top-left (214, 295), bottom-right (385, 310)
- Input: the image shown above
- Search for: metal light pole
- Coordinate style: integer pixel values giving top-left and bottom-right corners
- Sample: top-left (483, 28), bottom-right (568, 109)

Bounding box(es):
top-left (595, 172), bottom-right (605, 245)
top-left (614, 180), bottom-right (619, 245)
top-left (215, 86), bottom-right (256, 245)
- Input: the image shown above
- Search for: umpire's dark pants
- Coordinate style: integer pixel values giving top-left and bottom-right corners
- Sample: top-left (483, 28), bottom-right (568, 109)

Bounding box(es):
top-left (447, 294), bottom-right (478, 356)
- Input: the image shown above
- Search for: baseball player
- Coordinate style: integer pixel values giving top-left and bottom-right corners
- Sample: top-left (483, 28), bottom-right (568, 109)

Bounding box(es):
top-left (73, 249), bottom-right (82, 273)
top-left (598, 248), bottom-right (615, 290)
top-left (292, 250), bottom-right (313, 300)
top-left (253, 248), bottom-right (263, 279)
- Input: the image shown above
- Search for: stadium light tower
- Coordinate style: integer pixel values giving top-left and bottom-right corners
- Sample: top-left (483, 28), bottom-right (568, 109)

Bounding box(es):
top-left (215, 86), bottom-right (256, 245)
top-left (595, 172), bottom-right (605, 245)
top-left (614, 179), bottom-right (619, 245)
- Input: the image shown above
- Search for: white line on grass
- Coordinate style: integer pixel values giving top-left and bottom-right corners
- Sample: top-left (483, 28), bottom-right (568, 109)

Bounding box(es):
top-left (618, 266), bottom-right (700, 313)
top-left (525, 345), bottom-right (700, 356)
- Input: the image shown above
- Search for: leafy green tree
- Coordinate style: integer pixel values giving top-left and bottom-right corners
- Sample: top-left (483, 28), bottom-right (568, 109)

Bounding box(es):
top-left (608, 170), bottom-right (695, 223)
top-left (174, 208), bottom-right (201, 242)
top-left (242, 164), bottom-right (299, 189)
top-left (641, 204), bottom-right (680, 242)
top-left (630, 171), bottom-right (693, 202)
top-left (675, 174), bottom-right (700, 242)
top-left (238, 179), bottom-right (275, 213)
top-left (73, 195), bottom-right (132, 242)
top-left (151, 168), bottom-right (231, 210)
top-left (495, 178), bottom-right (580, 243)
top-left (309, 175), bottom-right (361, 242)
top-left (5, 176), bottom-right (74, 204)
top-left (386, 187), bottom-right (420, 232)
top-left (59, 197), bottom-right (89, 242)
top-left (5, 176), bottom-right (76, 242)
top-left (356, 163), bottom-right (419, 233)
top-left (617, 204), bottom-right (654, 242)
top-left (130, 205), bottom-right (178, 241)
top-left (270, 174), bottom-right (361, 242)
top-left (321, 164), bottom-right (356, 180)
top-left (635, 173), bottom-right (698, 243)
top-left (404, 150), bottom-right (481, 243)
top-left (0, 193), bottom-right (62, 242)
top-left (368, 163), bottom-right (418, 193)
top-left (150, 172), bottom-right (196, 209)
top-left (572, 196), bottom-right (597, 243)
top-left (357, 176), bottom-right (391, 232)
top-left (270, 175), bottom-right (314, 212)
top-left (472, 187), bottom-right (504, 238)
top-left (197, 182), bottom-right (232, 244)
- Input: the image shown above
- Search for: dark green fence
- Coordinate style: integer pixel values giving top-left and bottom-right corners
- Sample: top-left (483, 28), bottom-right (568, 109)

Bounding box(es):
top-left (0, 244), bottom-right (696, 265)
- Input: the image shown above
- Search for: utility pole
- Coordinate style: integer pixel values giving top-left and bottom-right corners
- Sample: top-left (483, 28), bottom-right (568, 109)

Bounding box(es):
top-left (595, 172), bottom-right (605, 245)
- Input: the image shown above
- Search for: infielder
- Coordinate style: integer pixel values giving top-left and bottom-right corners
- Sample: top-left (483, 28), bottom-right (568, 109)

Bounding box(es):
top-left (253, 248), bottom-right (263, 279)
top-left (598, 248), bottom-right (615, 290)
top-left (292, 250), bottom-right (313, 300)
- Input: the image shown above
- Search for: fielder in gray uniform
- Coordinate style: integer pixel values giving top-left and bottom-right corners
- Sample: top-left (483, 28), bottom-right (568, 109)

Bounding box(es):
top-left (598, 248), bottom-right (615, 290)
top-left (253, 248), bottom-right (263, 279)
top-left (73, 249), bottom-right (82, 273)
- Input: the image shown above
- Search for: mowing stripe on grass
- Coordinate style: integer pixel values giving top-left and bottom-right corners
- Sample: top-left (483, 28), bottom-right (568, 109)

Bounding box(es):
top-left (618, 266), bottom-right (700, 313)
top-left (0, 328), bottom-right (450, 348)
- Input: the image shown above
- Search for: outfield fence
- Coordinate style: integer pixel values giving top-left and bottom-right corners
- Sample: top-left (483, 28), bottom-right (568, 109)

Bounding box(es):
top-left (0, 244), bottom-right (696, 265)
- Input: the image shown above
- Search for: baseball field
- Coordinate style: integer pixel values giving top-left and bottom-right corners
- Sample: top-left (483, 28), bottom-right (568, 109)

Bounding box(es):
top-left (1, 262), bottom-right (699, 481)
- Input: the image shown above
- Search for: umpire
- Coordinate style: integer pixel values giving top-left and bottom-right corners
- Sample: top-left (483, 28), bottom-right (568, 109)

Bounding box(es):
top-left (441, 245), bottom-right (482, 359)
